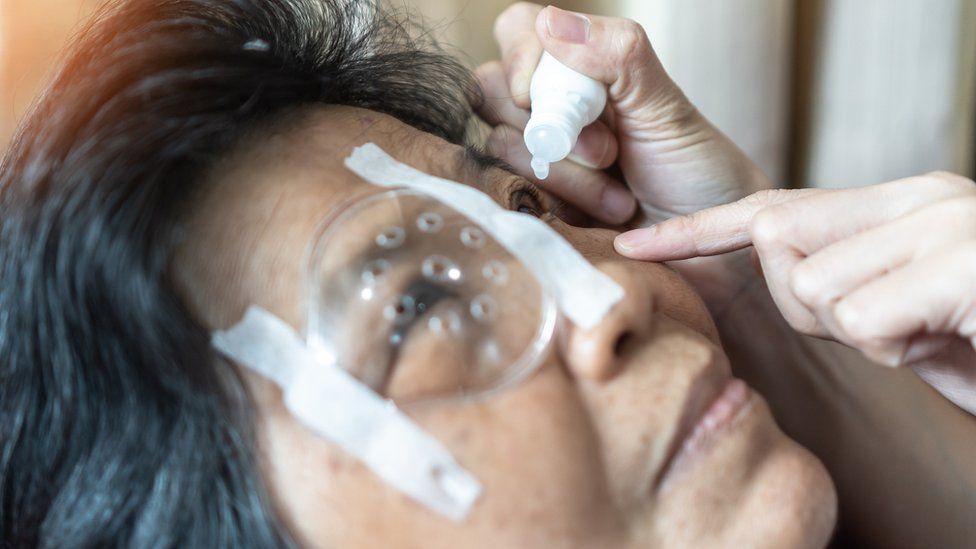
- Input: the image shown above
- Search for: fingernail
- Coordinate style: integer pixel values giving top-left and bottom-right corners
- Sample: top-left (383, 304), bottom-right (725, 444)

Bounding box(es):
top-left (615, 227), bottom-right (655, 252)
top-left (601, 186), bottom-right (636, 221)
top-left (568, 129), bottom-right (611, 169)
top-left (566, 152), bottom-right (599, 169)
top-left (545, 6), bottom-right (590, 44)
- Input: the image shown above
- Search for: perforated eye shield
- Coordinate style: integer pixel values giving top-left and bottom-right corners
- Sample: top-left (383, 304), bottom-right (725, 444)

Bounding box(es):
top-left (212, 143), bottom-right (625, 520)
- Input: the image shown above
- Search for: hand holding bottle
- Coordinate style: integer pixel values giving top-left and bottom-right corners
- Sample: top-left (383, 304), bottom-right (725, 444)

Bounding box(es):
top-left (475, 3), bottom-right (771, 227)
top-left (522, 51), bottom-right (607, 181)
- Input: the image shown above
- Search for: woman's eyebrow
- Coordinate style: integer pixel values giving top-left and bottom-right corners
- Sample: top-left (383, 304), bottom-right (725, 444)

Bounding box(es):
top-left (458, 144), bottom-right (517, 177)
top-left (456, 144), bottom-right (555, 215)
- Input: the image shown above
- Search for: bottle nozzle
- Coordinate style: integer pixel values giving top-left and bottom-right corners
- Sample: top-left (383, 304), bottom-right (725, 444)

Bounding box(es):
top-left (523, 124), bottom-right (572, 181)
top-left (530, 157), bottom-right (550, 179)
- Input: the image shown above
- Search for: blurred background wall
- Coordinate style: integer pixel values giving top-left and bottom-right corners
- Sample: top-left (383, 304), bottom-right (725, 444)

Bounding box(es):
top-left (2, 0), bottom-right (974, 188)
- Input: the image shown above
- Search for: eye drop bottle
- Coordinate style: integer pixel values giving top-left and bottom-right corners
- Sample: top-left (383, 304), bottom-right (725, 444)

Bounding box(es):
top-left (524, 52), bottom-right (607, 180)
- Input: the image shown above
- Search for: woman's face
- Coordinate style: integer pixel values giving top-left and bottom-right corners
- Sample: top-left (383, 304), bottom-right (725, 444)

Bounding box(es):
top-left (176, 105), bottom-right (837, 548)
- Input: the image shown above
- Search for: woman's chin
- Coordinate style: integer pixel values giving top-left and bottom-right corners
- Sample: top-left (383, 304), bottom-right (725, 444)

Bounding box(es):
top-left (641, 394), bottom-right (838, 548)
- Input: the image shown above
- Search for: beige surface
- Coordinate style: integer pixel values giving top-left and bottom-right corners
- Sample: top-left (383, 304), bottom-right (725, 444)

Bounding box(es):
top-left (386, 0), bottom-right (593, 66)
top-left (620, 0), bottom-right (794, 184)
top-left (802, 0), bottom-right (976, 188)
top-left (0, 0), bottom-right (99, 146)
top-left (395, 0), bottom-right (795, 183)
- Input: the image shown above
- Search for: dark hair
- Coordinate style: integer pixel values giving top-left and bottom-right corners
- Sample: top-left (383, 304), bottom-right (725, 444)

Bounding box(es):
top-left (0, 0), bottom-right (478, 546)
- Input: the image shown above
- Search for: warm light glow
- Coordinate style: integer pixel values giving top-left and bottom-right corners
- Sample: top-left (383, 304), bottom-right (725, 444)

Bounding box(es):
top-left (0, 0), bottom-right (101, 149)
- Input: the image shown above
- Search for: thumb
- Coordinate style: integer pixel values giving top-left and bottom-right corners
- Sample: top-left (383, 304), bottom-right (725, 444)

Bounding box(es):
top-left (534, 6), bottom-right (691, 134)
top-left (614, 189), bottom-right (812, 261)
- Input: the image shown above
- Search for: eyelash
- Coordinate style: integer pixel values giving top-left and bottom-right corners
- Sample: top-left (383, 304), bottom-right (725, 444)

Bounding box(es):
top-left (510, 186), bottom-right (545, 218)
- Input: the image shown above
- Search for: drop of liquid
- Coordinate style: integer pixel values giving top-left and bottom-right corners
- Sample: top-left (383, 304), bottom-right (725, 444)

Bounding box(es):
top-left (531, 157), bottom-right (550, 180)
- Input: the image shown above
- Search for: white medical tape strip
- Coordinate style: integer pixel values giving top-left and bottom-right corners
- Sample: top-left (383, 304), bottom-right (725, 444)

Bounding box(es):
top-left (212, 306), bottom-right (482, 521)
top-left (344, 143), bottom-right (625, 330)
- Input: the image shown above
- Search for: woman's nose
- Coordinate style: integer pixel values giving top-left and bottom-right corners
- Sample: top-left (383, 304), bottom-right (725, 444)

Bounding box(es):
top-left (561, 261), bottom-right (656, 382)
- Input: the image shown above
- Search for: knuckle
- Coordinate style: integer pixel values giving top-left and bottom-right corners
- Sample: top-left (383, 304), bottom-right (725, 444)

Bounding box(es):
top-left (834, 300), bottom-right (874, 345)
top-left (606, 19), bottom-right (700, 138)
top-left (925, 196), bottom-right (976, 239)
top-left (473, 60), bottom-right (501, 80)
top-left (744, 189), bottom-right (787, 209)
top-left (614, 19), bottom-right (654, 73)
top-left (495, 2), bottom-right (540, 40)
top-left (953, 194), bottom-right (976, 221)
top-left (672, 214), bottom-right (707, 255)
top-left (941, 194), bottom-right (976, 213)
top-left (745, 189), bottom-right (776, 206)
top-left (749, 207), bottom-right (786, 249)
top-left (926, 170), bottom-right (956, 180)
top-left (616, 18), bottom-right (650, 52)
top-left (743, 188), bottom-right (808, 209)
top-left (789, 262), bottom-right (824, 306)
top-left (944, 193), bottom-right (976, 219)
top-left (961, 241), bottom-right (976, 276)
top-left (927, 170), bottom-right (969, 184)
top-left (923, 171), bottom-right (976, 195)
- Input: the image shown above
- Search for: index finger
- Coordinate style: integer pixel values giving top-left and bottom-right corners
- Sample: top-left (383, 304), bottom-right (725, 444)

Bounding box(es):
top-left (615, 172), bottom-right (972, 262)
top-left (614, 189), bottom-right (816, 261)
top-left (494, 2), bottom-right (545, 109)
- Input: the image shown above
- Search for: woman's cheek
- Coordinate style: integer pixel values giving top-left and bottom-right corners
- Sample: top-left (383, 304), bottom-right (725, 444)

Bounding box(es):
top-left (405, 361), bottom-right (628, 546)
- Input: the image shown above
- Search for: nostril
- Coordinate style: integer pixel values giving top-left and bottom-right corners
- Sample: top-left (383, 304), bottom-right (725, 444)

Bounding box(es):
top-left (614, 331), bottom-right (635, 357)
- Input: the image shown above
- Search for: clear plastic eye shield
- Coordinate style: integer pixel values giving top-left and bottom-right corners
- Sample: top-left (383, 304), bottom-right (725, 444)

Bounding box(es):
top-left (305, 187), bottom-right (558, 404)
top-left (212, 143), bottom-right (624, 520)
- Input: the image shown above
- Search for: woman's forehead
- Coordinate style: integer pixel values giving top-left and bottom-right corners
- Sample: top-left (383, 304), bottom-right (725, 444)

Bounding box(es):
top-left (173, 106), bottom-right (500, 331)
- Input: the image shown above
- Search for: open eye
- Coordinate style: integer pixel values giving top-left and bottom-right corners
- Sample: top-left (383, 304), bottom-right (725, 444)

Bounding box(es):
top-left (510, 188), bottom-right (544, 218)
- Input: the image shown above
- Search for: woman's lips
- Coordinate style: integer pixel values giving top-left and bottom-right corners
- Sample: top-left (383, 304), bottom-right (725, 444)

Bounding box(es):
top-left (682, 378), bottom-right (751, 451)
top-left (656, 377), bottom-right (753, 488)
